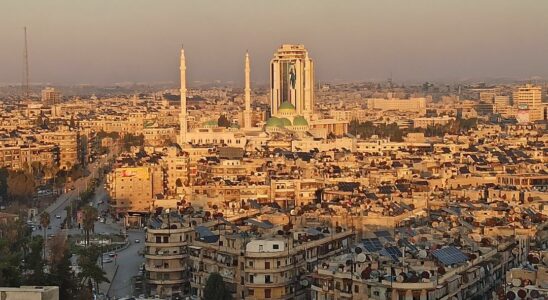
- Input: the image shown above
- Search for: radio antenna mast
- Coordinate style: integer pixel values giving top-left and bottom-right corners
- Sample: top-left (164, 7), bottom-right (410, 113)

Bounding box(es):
top-left (23, 26), bottom-right (30, 100)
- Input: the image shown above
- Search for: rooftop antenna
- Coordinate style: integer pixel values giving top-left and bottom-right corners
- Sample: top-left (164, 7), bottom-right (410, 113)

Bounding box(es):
top-left (23, 26), bottom-right (30, 100)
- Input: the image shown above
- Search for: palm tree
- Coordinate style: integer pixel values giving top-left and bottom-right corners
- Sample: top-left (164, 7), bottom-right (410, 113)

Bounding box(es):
top-left (39, 212), bottom-right (50, 259)
top-left (82, 206), bottom-right (98, 246)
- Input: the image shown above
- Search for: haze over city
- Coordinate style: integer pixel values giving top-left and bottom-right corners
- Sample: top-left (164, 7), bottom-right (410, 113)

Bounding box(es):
top-left (1, 0), bottom-right (548, 85)
top-left (0, 1), bottom-right (547, 300)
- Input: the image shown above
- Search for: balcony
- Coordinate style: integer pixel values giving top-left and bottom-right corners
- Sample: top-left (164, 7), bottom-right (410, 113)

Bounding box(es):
top-left (145, 253), bottom-right (185, 260)
top-left (145, 265), bottom-right (186, 272)
top-left (147, 278), bottom-right (186, 285)
top-left (145, 241), bottom-right (187, 247)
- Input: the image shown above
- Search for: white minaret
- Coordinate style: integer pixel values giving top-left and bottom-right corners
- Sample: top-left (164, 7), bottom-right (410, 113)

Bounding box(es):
top-left (179, 47), bottom-right (187, 144)
top-left (243, 51), bottom-right (252, 129)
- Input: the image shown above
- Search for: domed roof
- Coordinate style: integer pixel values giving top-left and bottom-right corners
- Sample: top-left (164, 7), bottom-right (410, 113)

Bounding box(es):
top-left (280, 118), bottom-right (292, 126)
top-left (266, 117), bottom-right (283, 127)
top-left (279, 101), bottom-right (296, 111)
top-left (293, 115), bottom-right (308, 126)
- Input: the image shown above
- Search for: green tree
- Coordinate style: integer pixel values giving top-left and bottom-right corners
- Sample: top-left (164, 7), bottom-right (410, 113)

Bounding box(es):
top-left (39, 212), bottom-right (50, 259)
top-left (217, 115), bottom-right (231, 128)
top-left (0, 168), bottom-right (8, 200)
top-left (122, 133), bottom-right (144, 151)
top-left (23, 236), bottom-right (48, 285)
top-left (203, 272), bottom-right (232, 300)
top-left (7, 170), bottom-right (36, 203)
top-left (82, 206), bottom-right (98, 246)
top-left (77, 246), bottom-right (109, 293)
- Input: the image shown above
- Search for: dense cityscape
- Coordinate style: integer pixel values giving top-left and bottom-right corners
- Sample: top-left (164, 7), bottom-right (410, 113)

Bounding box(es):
top-left (0, 2), bottom-right (547, 300)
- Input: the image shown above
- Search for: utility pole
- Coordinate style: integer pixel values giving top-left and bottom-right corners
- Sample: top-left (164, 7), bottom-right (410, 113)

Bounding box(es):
top-left (23, 26), bottom-right (30, 100)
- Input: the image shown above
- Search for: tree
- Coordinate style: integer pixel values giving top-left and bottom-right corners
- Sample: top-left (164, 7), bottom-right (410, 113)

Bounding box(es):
top-left (122, 133), bottom-right (144, 151)
top-left (23, 236), bottom-right (48, 285)
top-left (39, 212), bottom-right (50, 260)
top-left (217, 115), bottom-right (231, 128)
top-left (7, 170), bottom-right (36, 203)
top-left (48, 235), bottom-right (78, 300)
top-left (0, 168), bottom-right (8, 200)
top-left (82, 206), bottom-right (98, 246)
top-left (77, 246), bottom-right (109, 294)
top-left (203, 272), bottom-right (232, 300)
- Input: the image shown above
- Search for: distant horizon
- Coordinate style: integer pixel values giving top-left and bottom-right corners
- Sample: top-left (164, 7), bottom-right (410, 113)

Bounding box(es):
top-left (1, 0), bottom-right (548, 85)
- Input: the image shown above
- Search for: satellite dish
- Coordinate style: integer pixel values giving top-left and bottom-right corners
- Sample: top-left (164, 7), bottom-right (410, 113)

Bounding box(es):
top-left (418, 250), bottom-right (428, 259)
top-left (300, 279), bottom-right (309, 286)
top-left (396, 275), bottom-right (404, 282)
top-left (290, 209), bottom-right (297, 216)
top-left (354, 247), bottom-right (363, 254)
top-left (356, 253), bottom-right (367, 263)
top-left (511, 279), bottom-right (521, 287)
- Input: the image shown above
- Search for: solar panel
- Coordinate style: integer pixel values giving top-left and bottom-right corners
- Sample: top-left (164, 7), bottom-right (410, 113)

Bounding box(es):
top-left (374, 230), bottom-right (395, 242)
top-left (432, 246), bottom-right (468, 266)
top-left (380, 246), bottom-right (402, 261)
top-left (400, 238), bottom-right (418, 253)
top-left (362, 238), bottom-right (383, 252)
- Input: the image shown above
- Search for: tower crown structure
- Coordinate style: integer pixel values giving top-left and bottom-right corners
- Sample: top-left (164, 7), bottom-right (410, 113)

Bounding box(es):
top-left (269, 44), bottom-right (314, 119)
top-left (179, 47), bottom-right (187, 144)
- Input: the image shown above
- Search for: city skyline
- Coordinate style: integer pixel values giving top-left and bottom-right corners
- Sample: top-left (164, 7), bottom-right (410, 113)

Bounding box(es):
top-left (1, 0), bottom-right (548, 85)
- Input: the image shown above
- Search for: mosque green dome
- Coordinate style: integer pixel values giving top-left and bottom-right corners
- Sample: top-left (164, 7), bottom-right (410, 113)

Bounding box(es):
top-left (293, 115), bottom-right (308, 126)
top-left (280, 118), bottom-right (292, 127)
top-left (265, 117), bottom-right (283, 127)
top-left (278, 101), bottom-right (296, 111)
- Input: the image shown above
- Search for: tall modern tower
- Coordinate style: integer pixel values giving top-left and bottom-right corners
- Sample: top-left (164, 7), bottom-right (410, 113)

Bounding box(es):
top-left (243, 51), bottom-right (252, 129)
top-left (179, 47), bottom-right (187, 144)
top-left (270, 44), bottom-right (314, 119)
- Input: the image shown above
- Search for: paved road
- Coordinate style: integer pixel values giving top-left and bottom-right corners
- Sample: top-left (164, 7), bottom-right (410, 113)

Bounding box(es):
top-left (107, 230), bottom-right (145, 299)
top-left (32, 158), bottom-right (104, 238)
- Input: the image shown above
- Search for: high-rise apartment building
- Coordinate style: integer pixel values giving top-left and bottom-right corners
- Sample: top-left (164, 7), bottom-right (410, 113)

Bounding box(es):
top-left (41, 87), bottom-right (61, 105)
top-left (513, 84), bottom-right (543, 121)
top-left (270, 44), bottom-right (314, 119)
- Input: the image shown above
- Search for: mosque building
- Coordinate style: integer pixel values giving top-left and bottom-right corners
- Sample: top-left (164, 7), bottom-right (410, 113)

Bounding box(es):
top-left (178, 44), bottom-right (348, 148)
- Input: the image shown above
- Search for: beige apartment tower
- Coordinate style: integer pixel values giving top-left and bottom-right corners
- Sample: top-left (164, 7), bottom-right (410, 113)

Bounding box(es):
top-left (513, 84), bottom-right (543, 121)
top-left (270, 44), bottom-right (314, 119)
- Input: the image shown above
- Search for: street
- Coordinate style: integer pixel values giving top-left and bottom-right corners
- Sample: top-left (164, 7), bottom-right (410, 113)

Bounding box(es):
top-left (29, 145), bottom-right (147, 298)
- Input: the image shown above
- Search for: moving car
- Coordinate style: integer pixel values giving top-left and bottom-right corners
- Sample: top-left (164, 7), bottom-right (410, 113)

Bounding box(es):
top-left (134, 239), bottom-right (140, 243)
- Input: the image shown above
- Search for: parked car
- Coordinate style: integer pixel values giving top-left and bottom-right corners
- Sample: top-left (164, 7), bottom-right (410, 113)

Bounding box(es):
top-left (134, 239), bottom-right (141, 243)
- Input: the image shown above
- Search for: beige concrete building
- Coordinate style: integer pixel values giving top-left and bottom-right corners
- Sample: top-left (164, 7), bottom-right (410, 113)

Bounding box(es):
top-left (0, 286), bottom-right (59, 300)
top-left (366, 97), bottom-right (426, 115)
top-left (41, 87), bottom-right (61, 105)
top-left (513, 84), bottom-right (543, 121)
top-left (145, 211), bottom-right (193, 298)
top-left (107, 165), bottom-right (164, 215)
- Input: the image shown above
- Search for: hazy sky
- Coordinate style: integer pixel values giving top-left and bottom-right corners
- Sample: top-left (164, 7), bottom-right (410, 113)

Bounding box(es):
top-left (1, 0), bottom-right (548, 85)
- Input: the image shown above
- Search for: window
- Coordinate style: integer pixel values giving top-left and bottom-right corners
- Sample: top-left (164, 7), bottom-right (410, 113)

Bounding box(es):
top-left (248, 289), bottom-right (254, 296)
top-left (264, 289), bottom-right (271, 298)
top-left (265, 262), bottom-right (270, 269)
top-left (163, 236), bottom-right (169, 243)
top-left (249, 261), bottom-right (254, 267)
top-left (265, 275), bottom-right (271, 283)
top-left (249, 275), bottom-right (254, 283)
top-left (273, 244), bottom-right (279, 250)
top-left (156, 237), bottom-right (161, 243)
top-left (354, 285), bottom-right (359, 293)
